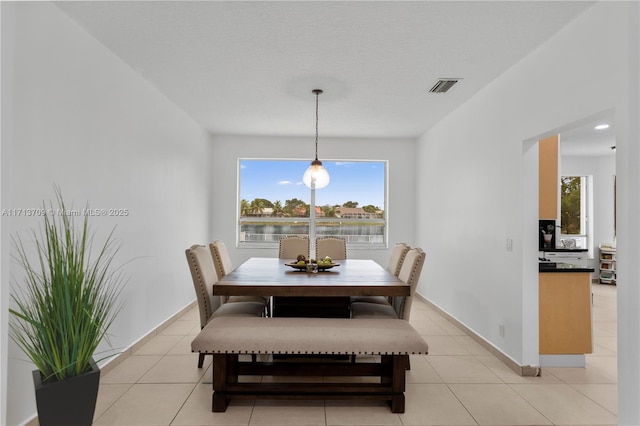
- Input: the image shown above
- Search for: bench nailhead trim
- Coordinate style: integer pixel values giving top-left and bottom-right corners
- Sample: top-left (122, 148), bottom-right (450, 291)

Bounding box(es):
top-left (193, 350), bottom-right (427, 355)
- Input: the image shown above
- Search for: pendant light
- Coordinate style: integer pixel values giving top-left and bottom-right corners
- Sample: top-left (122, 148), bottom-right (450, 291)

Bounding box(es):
top-left (303, 89), bottom-right (330, 189)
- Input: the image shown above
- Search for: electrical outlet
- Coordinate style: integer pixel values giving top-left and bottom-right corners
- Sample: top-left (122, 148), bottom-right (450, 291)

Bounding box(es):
top-left (506, 239), bottom-right (513, 252)
top-left (499, 324), bottom-right (505, 337)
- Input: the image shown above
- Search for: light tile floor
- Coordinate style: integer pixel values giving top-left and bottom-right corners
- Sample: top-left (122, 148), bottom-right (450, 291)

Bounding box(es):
top-left (91, 283), bottom-right (617, 426)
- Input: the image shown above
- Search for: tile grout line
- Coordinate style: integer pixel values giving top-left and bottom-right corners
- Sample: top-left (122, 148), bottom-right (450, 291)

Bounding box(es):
top-left (168, 382), bottom-right (199, 426)
top-left (504, 381), bottom-right (557, 426)
top-left (567, 382), bottom-right (619, 418)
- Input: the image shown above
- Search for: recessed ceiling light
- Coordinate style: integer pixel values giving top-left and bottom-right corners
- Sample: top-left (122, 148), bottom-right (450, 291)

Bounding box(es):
top-left (595, 124), bottom-right (610, 130)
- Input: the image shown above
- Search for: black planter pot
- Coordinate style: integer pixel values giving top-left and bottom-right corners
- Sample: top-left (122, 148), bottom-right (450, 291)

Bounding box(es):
top-left (32, 358), bottom-right (100, 426)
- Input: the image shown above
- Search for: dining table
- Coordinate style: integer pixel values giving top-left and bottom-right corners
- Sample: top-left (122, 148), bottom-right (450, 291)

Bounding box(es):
top-left (214, 257), bottom-right (409, 318)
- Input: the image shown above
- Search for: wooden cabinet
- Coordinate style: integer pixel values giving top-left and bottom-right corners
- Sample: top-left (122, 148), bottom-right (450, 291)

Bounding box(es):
top-left (539, 135), bottom-right (559, 219)
top-left (539, 272), bottom-right (592, 354)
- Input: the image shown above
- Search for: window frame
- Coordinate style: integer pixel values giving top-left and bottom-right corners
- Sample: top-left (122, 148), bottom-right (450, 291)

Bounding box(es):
top-left (236, 158), bottom-right (388, 250)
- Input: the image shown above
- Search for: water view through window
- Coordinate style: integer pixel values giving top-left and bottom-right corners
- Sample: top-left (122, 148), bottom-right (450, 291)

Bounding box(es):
top-left (238, 159), bottom-right (387, 247)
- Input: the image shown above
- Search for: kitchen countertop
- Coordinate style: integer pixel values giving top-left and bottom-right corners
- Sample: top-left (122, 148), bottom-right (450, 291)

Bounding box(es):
top-left (539, 262), bottom-right (595, 273)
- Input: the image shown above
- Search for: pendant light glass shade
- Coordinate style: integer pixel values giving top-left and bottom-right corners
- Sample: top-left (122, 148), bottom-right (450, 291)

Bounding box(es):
top-left (303, 89), bottom-right (329, 189)
top-left (303, 160), bottom-right (330, 189)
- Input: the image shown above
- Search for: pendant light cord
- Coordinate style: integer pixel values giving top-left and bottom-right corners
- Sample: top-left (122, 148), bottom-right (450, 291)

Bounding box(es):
top-left (315, 90), bottom-right (319, 161)
top-left (312, 89), bottom-right (323, 162)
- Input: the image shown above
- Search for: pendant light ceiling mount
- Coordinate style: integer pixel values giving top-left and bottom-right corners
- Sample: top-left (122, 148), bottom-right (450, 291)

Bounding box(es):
top-left (303, 89), bottom-right (330, 189)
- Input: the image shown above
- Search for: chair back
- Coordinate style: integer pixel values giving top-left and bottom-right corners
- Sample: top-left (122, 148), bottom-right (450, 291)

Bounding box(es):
top-left (392, 247), bottom-right (426, 320)
top-left (386, 243), bottom-right (410, 276)
top-left (185, 244), bottom-right (222, 328)
top-left (279, 236), bottom-right (310, 259)
top-left (315, 236), bottom-right (347, 260)
top-left (209, 240), bottom-right (234, 278)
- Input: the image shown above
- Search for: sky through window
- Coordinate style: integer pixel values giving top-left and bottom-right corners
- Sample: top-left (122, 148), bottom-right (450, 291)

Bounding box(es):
top-left (240, 160), bottom-right (385, 208)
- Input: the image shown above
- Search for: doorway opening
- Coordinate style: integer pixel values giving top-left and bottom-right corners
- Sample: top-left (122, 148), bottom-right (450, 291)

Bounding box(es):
top-left (522, 109), bottom-right (617, 376)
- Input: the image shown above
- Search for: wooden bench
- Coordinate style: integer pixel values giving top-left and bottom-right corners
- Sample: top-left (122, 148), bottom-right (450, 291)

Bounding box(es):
top-left (191, 316), bottom-right (429, 413)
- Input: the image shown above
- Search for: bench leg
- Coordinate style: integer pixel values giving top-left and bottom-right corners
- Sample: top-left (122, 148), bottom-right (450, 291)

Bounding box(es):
top-left (382, 354), bottom-right (408, 413)
top-left (212, 354), bottom-right (235, 412)
top-left (213, 392), bottom-right (228, 412)
top-left (391, 394), bottom-right (405, 413)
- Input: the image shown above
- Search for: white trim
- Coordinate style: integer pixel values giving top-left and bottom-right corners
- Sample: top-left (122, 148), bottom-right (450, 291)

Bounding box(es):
top-left (540, 354), bottom-right (585, 368)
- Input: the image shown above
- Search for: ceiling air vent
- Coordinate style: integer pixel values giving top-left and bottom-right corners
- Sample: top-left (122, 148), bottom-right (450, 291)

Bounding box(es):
top-left (429, 78), bottom-right (461, 94)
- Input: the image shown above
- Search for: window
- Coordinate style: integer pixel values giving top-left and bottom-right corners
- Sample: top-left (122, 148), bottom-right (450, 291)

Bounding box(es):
top-left (238, 159), bottom-right (387, 248)
top-left (560, 176), bottom-right (591, 249)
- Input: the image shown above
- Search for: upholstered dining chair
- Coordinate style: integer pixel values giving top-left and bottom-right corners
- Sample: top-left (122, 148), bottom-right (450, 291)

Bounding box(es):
top-left (279, 235), bottom-right (310, 260)
top-left (315, 236), bottom-right (347, 260)
top-left (209, 240), bottom-right (270, 311)
top-left (185, 244), bottom-right (265, 367)
top-left (351, 247), bottom-right (426, 368)
top-left (209, 240), bottom-right (233, 278)
top-left (386, 242), bottom-right (411, 276)
top-left (350, 242), bottom-right (411, 306)
top-left (350, 247), bottom-right (426, 320)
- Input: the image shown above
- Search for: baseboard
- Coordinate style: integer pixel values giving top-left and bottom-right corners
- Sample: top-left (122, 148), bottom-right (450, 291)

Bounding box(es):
top-left (540, 354), bottom-right (585, 368)
top-left (99, 300), bottom-right (198, 376)
top-left (415, 293), bottom-right (540, 377)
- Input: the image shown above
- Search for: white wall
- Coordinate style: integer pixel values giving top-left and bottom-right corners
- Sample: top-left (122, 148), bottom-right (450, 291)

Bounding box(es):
top-left (1, 3), bottom-right (211, 424)
top-left (561, 154), bottom-right (616, 257)
top-left (209, 135), bottom-right (416, 268)
top-left (417, 0), bottom-right (629, 372)
top-left (417, 2), bottom-right (640, 422)
top-left (616, 2), bottom-right (640, 423)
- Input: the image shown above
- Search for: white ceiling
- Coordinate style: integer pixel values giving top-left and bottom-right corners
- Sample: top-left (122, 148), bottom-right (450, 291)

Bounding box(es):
top-left (55, 1), bottom-right (605, 149)
top-left (560, 109), bottom-right (616, 157)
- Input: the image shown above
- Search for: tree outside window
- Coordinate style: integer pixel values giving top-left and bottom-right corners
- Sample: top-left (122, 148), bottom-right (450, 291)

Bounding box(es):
top-left (561, 176), bottom-right (582, 234)
top-left (560, 175), bottom-right (591, 251)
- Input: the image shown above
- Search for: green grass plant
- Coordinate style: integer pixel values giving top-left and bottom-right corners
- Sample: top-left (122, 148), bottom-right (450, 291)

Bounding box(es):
top-left (9, 188), bottom-right (125, 383)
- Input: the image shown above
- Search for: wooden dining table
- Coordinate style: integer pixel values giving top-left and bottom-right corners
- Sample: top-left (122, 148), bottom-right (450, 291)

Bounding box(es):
top-left (214, 257), bottom-right (409, 318)
top-left (214, 257), bottom-right (409, 297)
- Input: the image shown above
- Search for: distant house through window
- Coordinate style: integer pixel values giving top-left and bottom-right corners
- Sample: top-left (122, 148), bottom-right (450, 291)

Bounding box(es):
top-left (238, 159), bottom-right (387, 248)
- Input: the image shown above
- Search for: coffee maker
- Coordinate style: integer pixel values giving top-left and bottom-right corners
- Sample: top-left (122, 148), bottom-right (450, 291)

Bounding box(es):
top-left (539, 219), bottom-right (556, 250)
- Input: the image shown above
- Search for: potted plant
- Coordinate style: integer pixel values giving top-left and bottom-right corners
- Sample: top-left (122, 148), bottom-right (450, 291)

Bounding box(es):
top-left (8, 188), bottom-right (126, 425)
